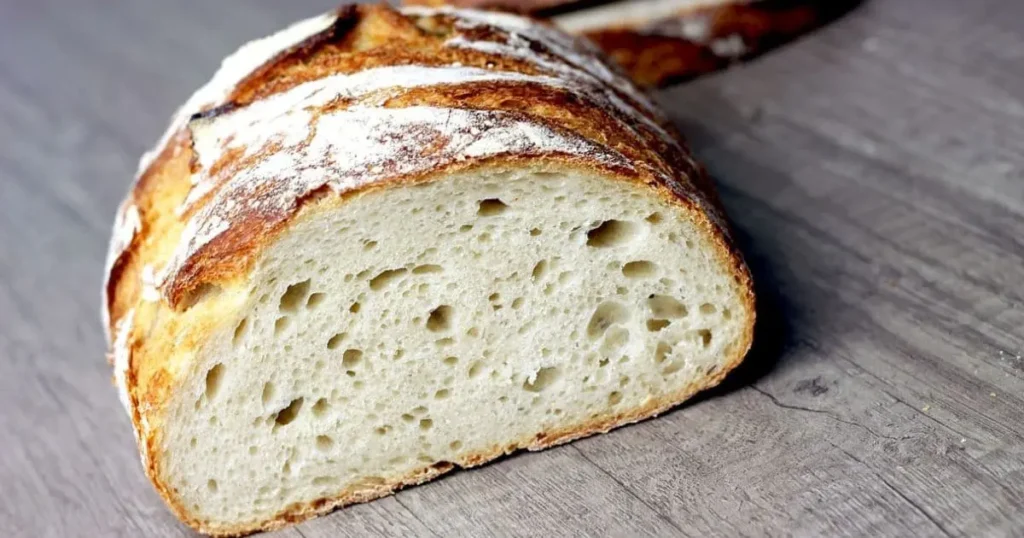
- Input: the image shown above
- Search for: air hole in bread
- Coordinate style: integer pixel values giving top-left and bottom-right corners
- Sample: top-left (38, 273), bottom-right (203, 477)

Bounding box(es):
top-left (655, 341), bottom-right (672, 364)
top-left (261, 382), bottom-right (275, 406)
top-left (646, 319), bottom-right (670, 332)
top-left (426, 305), bottom-right (453, 332)
top-left (477, 198), bottom-right (509, 216)
top-left (274, 317), bottom-right (290, 336)
top-left (523, 367), bottom-right (560, 392)
top-left (205, 364), bottom-right (226, 400)
top-left (419, 418), bottom-right (433, 431)
top-left (696, 329), bottom-right (713, 348)
top-left (700, 303), bottom-right (717, 315)
top-left (369, 269), bottom-right (406, 291)
top-left (311, 398), bottom-right (330, 418)
top-left (532, 260), bottom-right (548, 280)
top-left (232, 318), bottom-right (249, 347)
top-left (467, 362), bottom-right (483, 378)
top-left (349, 302), bottom-right (361, 314)
top-left (412, 264), bottom-right (442, 274)
top-left (306, 293), bottom-right (326, 309)
top-left (434, 389), bottom-right (450, 400)
top-left (622, 261), bottom-right (658, 279)
top-left (586, 220), bottom-right (639, 248)
top-left (315, 435), bottom-right (334, 452)
top-left (449, 440), bottom-right (463, 451)
top-left (326, 333), bottom-right (347, 350)
top-left (663, 360), bottom-right (683, 375)
top-left (207, 479), bottom-right (218, 493)
top-left (342, 349), bottom-right (363, 369)
top-left (587, 301), bottom-right (628, 340)
top-left (645, 213), bottom-right (663, 224)
top-left (279, 280), bottom-right (311, 312)
top-left (312, 476), bottom-right (336, 486)
top-left (608, 391), bottom-right (623, 405)
top-left (362, 240), bottom-right (378, 251)
top-left (647, 295), bottom-right (688, 319)
top-left (274, 398), bottom-right (303, 427)
top-left (529, 228), bottom-right (542, 236)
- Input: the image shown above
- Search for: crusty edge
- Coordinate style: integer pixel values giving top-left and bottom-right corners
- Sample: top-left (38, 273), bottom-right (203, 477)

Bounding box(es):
top-left (135, 164), bottom-right (754, 536)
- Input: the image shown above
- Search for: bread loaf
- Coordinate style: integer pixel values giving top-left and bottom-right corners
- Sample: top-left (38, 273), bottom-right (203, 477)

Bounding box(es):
top-left (104, 5), bottom-right (754, 535)
top-left (405, 0), bottom-right (859, 87)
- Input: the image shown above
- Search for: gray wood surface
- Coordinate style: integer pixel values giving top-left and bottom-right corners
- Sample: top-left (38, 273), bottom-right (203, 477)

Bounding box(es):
top-left (1, 0), bottom-right (1022, 536)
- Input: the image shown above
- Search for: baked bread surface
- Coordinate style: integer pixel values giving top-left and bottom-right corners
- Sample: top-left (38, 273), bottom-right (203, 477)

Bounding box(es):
top-left (104, 5), bottom-right (754, 535)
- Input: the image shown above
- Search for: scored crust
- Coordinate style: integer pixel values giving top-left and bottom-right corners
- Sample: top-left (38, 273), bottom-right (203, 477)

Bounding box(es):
top-left (104, 5), bottom-right (754, 535)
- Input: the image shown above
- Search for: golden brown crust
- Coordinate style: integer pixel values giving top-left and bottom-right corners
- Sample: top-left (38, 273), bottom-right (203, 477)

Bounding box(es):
top-left (105, 4), bottom-right (755, 536)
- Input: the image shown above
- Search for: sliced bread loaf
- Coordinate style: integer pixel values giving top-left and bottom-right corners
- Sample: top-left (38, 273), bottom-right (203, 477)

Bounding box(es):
top-left (103, 5), bottom-right (754, 535)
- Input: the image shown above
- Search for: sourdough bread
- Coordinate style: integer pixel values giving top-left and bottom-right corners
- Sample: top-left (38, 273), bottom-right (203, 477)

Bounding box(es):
top-left (104, 5), bottom-right (754, 535)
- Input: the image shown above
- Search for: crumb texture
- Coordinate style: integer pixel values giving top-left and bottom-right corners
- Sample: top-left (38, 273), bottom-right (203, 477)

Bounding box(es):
top-left (167, 169), bottom-right (749, 530)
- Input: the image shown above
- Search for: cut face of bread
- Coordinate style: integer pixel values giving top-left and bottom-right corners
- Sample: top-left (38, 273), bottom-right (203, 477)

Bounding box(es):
top-left (104, 5), bottom-right (754, 535)
top-left (167, 165), bottom-right (749, 530)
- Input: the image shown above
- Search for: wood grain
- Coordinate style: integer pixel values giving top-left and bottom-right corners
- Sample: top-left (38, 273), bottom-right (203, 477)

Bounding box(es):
top-left (1, 0), bottom-right (1022, 536)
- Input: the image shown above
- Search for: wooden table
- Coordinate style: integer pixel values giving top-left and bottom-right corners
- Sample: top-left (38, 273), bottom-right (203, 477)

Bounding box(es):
top-left (2, 0), bottom-right (1022, 536)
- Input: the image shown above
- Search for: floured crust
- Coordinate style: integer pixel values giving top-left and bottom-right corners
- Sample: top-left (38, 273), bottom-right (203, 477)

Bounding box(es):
top-left (403, 0), bottom-right (859, 88)
top-left (104, 4), bottom-right (755, 536)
